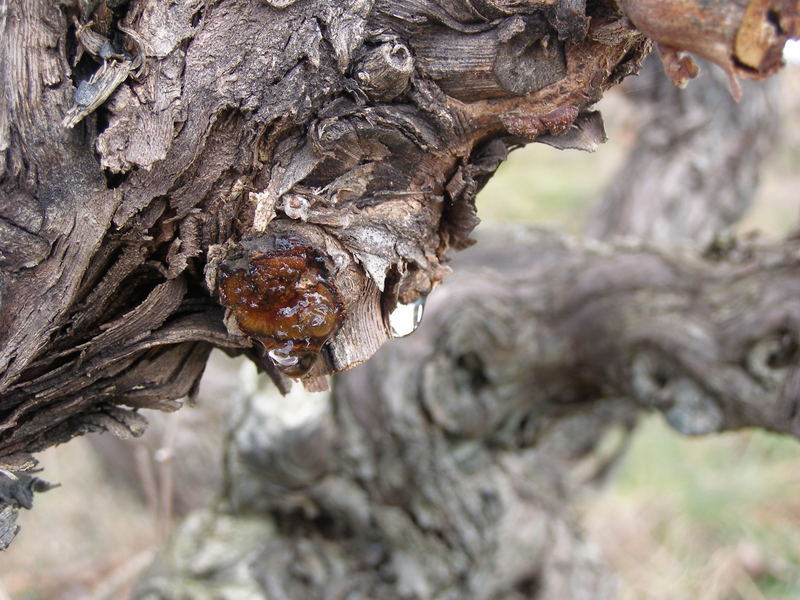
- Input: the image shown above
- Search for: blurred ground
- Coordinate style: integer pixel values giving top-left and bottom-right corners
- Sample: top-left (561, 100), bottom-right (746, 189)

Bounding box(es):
top-left (1, 63), bottom-right (798, 600)
top-left (584, 419), bottom-right (800, 600)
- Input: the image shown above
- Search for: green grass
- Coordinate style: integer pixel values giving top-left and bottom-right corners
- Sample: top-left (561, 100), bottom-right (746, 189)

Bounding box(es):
top-left (585, 417), bottom-right (800, 600)
top-left (475, 134), bottom-right (627, 231)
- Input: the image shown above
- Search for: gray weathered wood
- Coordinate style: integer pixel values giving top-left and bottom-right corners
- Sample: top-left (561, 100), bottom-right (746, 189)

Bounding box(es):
top-left (587, 54), bottom-right (779, 245)
top-left (132, 223), bottom-right (800, 599)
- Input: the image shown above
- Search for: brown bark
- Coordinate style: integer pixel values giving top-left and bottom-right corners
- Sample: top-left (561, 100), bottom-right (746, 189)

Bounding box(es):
top-left (619, 0), bottom-right (798, 98)
top-left (0, 0), bottom-right (652, 464)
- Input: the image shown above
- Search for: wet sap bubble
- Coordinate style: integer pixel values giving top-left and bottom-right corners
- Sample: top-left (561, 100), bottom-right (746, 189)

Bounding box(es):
top-left (217, 237), bottom-right (344, 379)
top-left (389, 296), bottom-right (426, 338)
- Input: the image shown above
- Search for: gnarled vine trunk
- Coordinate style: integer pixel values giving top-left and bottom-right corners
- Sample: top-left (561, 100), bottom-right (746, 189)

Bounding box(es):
top-left (0, 0), bottom-right (797, 565)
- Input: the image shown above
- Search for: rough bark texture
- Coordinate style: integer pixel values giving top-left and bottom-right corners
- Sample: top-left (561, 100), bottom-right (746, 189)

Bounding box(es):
top-left (1, 0), bottom-right (653, 462)
top-left (0, 0), bottom-right (653, 546)
top-left (136, 360), bottom-right (627, 600)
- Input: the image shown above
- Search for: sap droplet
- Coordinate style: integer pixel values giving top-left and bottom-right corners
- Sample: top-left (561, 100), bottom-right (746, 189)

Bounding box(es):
top-left (217, 235), bottom-right (345, 379)
top-left (389, 296), bottom-right (426, 338)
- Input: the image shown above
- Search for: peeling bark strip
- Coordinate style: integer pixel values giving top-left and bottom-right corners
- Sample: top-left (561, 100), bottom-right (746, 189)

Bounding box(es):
top-left (0, 468), bottom-right (53, 550)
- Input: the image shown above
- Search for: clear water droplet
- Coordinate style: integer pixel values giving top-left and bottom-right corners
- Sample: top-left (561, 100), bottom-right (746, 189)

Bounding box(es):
top-left (266, 344), bottom-right (317, 377)
top-left (389, 296), bottom-right (426, 338)
top-left (268, 349), bottom-right (300, 368)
